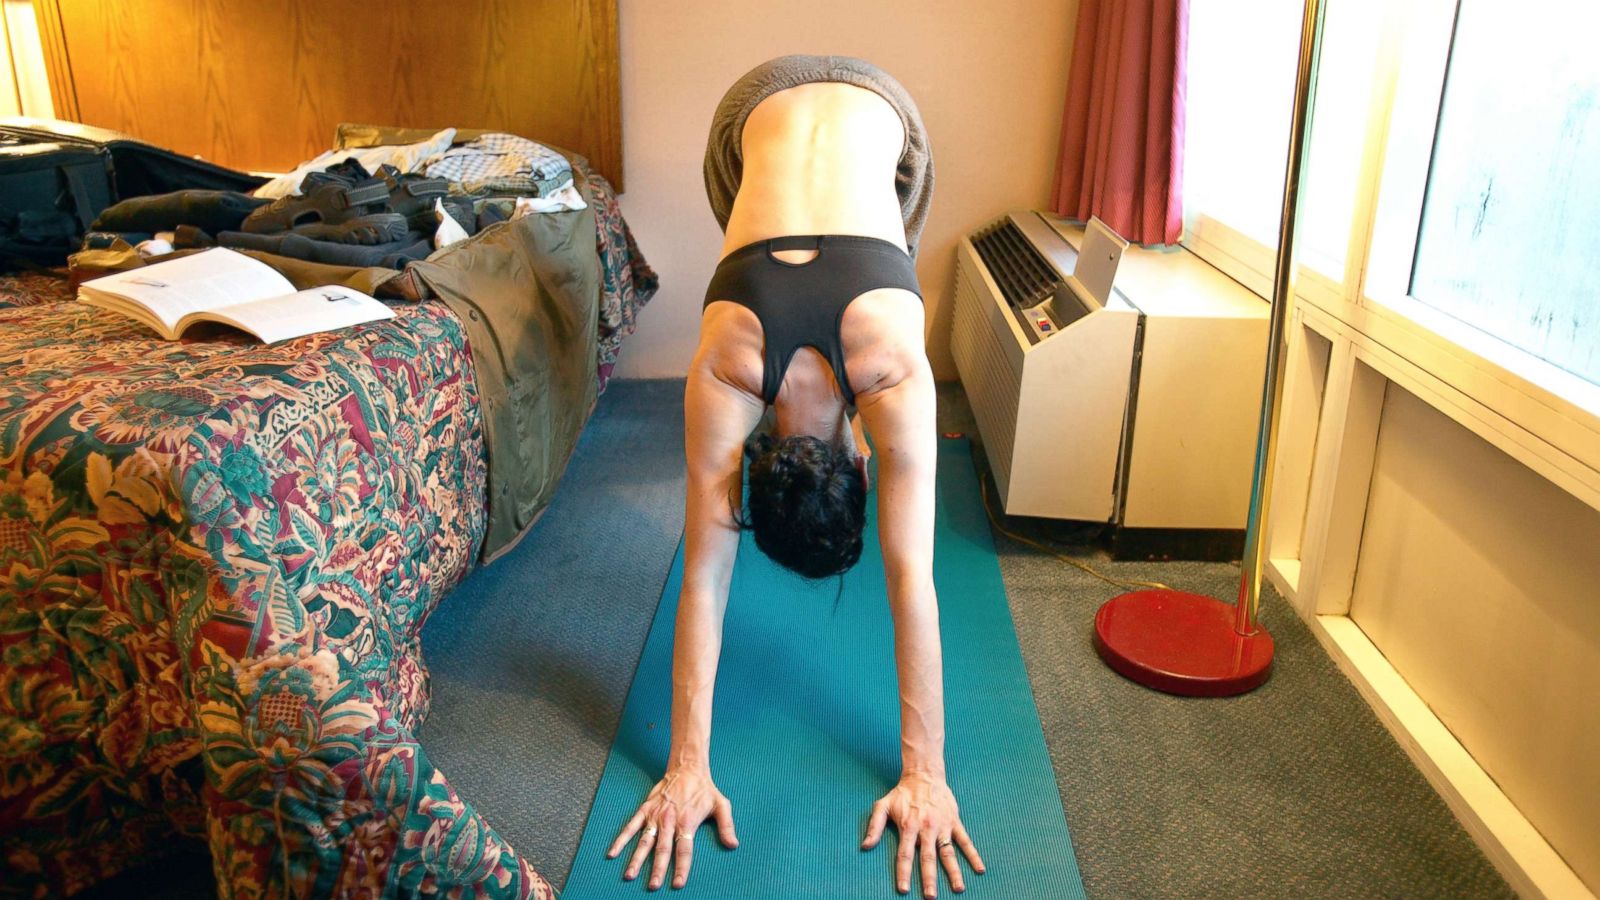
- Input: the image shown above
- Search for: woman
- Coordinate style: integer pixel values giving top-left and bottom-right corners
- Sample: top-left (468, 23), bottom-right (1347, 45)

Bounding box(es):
top-left (607, 56), bottom-right (984, 899)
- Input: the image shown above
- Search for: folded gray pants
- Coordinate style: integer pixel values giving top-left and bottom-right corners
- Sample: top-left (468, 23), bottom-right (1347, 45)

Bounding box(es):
top-left (703, 54), bottom-right (934, 259)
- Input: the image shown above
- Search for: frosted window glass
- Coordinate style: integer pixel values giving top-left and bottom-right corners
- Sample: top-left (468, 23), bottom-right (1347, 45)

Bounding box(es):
top-left (1298, 0), bottom-right (1381, 276)
top-left (1184, 0), bottom-right (1299, 246)
top-left (1184, 0), bottom-right (1381, 276)
top-left (1411, 2), bottom-right (1600, 386)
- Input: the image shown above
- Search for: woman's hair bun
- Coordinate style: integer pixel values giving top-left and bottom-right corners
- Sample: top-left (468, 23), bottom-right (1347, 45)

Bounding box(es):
top-left (739, 432), bottom-right (866, 579)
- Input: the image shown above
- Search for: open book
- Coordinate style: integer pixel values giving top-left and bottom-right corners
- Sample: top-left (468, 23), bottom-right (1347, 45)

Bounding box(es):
top-left (78, 247), bottom-right (395, 343)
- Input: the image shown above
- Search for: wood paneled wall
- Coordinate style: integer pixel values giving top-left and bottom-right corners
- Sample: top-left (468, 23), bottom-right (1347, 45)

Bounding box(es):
top-left (33, 0), bottom-right (622, 189)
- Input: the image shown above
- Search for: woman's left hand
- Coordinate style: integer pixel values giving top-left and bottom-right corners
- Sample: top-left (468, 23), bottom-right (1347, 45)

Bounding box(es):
top-left (861, 772), bottom-right (986, 898)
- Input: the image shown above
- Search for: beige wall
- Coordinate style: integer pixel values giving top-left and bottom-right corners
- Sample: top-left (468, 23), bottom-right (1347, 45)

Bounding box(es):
top-left (612, 0), bottom-right (1080, 379)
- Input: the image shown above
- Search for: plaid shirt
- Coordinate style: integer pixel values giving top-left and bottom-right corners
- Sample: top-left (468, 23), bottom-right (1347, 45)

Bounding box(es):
top-left (424, 133), bottom-right (571, 195)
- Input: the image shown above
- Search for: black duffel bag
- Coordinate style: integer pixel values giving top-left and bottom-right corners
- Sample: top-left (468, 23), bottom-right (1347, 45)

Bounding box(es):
top-left (0, 117), bottom-right (265, 270)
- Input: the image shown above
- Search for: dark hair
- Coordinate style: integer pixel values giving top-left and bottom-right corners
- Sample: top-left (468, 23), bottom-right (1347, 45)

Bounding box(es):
top-left (740, 432), bottom-right (867, 579)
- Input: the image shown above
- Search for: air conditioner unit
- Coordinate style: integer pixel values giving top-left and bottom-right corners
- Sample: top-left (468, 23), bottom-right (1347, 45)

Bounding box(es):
top-left (950, 211), bottom-right (1268, 556)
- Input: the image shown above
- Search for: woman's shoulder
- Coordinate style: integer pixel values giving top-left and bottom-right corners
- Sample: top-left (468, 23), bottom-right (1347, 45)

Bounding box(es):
top-left (694, 303), bottom-right (766, 396)
top-left (842, 287), bottom-right (931, 401)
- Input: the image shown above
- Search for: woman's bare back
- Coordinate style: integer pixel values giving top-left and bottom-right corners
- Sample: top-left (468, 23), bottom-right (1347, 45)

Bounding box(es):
top-left (722, 82), bottom-right (909, 262)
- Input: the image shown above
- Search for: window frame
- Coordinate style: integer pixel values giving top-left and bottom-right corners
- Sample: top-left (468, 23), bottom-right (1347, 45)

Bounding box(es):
top-left (1179, 0), bottom-right (1600, 482)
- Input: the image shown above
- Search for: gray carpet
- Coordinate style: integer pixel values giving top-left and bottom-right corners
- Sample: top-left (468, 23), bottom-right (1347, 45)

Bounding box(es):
top-left (417, 379), bottom-right (689, 881)
top-left (80, 378), bottom-right (1511, 898)
top-left (995, 554), bottom-right (1511, 899)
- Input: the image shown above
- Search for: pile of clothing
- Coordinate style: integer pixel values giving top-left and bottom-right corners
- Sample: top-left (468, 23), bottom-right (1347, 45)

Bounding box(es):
top-left (80, 130), bottom-right (588, 271)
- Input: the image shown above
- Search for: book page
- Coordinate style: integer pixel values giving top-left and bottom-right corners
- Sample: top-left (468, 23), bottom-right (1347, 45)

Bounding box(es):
top-left (74, 291), bottom-right (168, 335)
top-left (78, 248), bottom-right (295, 333)
top-left (204, 286), bottom-right (395, 344)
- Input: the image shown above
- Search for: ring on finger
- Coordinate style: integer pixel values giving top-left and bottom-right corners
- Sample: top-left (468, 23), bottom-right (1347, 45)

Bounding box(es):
top-left (673, 832), bottom-right (688, 844)
top-left (936, 837), bottom-right (954, 850)
top-left (642, 826), bottom-right (658, 839)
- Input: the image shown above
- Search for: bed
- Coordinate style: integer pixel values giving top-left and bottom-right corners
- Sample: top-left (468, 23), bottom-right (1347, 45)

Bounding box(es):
top-left (0, 147), bottom-right (655, 896)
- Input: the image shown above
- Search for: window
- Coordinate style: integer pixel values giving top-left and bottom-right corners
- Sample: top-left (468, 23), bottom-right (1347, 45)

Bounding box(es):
top-left (1182, 0), bottom-right (1600, 411)
top-left (1183, 0), bottom-right (1382, 288)
top-left (1182, 0), bottom-right (1300, 250)
top-left (1408, 2), bottom-right (1600, 387)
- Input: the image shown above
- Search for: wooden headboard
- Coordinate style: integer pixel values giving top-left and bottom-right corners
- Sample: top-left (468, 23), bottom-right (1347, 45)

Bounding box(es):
top-left (30, 0), bottom-right (623, 190)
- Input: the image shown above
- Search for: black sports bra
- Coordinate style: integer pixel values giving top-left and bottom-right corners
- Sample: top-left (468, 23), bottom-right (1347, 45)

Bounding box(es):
top-left (702, 234), bottom-right (921, 405)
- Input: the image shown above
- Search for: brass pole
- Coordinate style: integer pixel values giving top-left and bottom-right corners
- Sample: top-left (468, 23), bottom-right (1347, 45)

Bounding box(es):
top-left (1236, 0), bottom-right (1330, 635)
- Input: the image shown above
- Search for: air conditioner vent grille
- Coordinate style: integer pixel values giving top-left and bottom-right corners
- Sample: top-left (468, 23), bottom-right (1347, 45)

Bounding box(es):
top-left (972, 219), bottom-right (1061, 310)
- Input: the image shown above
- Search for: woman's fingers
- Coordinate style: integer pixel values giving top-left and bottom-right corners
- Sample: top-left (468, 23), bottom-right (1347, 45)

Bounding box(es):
top-left (608, 808), bottom-right (646, 859)
top-left (953, 822), bottom-right (985, 875)
top-left (713, 793), bottom-right (740, 848)
top-left (624, 820), bottom-right (657, 880)
top-left (896, 829), bottom-right (916, 894)
top-left (862, 799), bottom-right (889, 850)
top-left (647, 816), bottom-right (677, 890)
top-left (672, 826), bottom-right (696, 889)
top-left (919, 828), bottom-right (939, 899)
top-left (938, 834), bottom-right (966, 893)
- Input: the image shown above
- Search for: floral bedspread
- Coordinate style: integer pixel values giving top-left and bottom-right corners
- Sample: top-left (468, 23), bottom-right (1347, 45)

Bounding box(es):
top-left (0, 283), bottom-right (552, 897)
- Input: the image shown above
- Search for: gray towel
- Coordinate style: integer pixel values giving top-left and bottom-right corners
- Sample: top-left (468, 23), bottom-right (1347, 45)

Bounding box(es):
top-left (703, 55), bottom-right (934, 259)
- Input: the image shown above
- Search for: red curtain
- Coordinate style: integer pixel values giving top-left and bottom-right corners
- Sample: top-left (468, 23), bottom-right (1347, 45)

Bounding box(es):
top-left (1051, 0), bottom-right (1188, 246)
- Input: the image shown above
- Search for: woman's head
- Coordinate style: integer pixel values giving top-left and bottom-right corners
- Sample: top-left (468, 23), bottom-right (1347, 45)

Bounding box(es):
top-left (741, 431), bottom-right (867, 578)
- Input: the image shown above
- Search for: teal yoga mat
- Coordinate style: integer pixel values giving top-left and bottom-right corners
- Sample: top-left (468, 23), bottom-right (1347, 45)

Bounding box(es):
top-left (564, 439), bottom-right (1084, 899)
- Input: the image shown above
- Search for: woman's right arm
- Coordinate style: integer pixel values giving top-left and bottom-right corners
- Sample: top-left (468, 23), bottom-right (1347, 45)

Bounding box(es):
top-left (670, 359), bottom-right (762, 774)
top-left (608, 354), bottom-right (763, 891)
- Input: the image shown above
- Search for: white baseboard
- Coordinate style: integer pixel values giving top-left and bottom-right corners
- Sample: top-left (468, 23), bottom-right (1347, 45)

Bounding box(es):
top-left (1306, 613), bottom-right (1593, 899)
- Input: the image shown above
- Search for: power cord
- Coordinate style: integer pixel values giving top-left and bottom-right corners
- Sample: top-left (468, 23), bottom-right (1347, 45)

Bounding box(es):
top-left (978, 476), bottom-right (1173, 593)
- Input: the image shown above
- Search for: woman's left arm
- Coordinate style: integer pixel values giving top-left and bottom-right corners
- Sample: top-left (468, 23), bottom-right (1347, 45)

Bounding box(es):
top-left (857, 363), bottom-right (986, 898)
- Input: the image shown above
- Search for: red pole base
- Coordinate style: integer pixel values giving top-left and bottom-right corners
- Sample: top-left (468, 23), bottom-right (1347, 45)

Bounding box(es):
top-left (1093, 590), bottom-right (1274, 697)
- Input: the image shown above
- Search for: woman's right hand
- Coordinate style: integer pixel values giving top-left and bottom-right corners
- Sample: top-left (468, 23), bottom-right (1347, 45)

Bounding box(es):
top-left (607, 767), bottom-right (739, 891)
